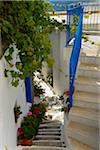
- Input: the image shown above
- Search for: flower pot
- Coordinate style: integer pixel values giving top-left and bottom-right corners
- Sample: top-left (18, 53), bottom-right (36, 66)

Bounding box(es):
top-left (21, 138), bottom-right (33, 146)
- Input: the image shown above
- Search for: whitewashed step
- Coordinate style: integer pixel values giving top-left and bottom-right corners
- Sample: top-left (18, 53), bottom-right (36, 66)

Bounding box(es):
top-left (38, 131), bottom-right (61, 135)
top-left (67, 121), bottom-right (99, 150)
top-left (42, 120), bottom-right (61, 124)
top-left (41, 120), bottom-right (61, 124)
top-left (39, 123), bottom-right (61, 128)
top-left (41, 122), bottom-right (61, 125)
top-left (78, 63), bottom-right (100, 78)
top-left (80, 55), bottom-right (100, 65)
top-left (75, 76), bottom-right (100, 93)
top-left (32, 140), bottom-right (64, 147)
top-left (73, 91), bottom-right (100, 109)
top-left (69, 106), bottom-right (99, 128)
top-left (38, 128), bottom-right (61, 132)
top-left (35, 135), bottom-right (61, 140)
top-left (22, 145), bottom-right (68, 150)
top-left (81, 47), bottom-right (100, 57)
top-left (68, 137), bottom-right (95, 150)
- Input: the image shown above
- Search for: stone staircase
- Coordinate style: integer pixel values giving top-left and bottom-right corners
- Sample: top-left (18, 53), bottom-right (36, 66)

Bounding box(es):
top-left (22, 119), bottom-right (68, 150)
top-left (67, 54), bottom-right (100, 150)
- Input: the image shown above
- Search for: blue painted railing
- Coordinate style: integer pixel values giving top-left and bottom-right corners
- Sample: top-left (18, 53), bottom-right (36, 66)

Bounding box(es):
top-left (68, 5), bottom-right (84, 108)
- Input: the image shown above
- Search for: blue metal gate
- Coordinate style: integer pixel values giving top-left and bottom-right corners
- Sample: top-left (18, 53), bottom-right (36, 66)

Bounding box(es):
top-left (49, 1), bottom-right (84, 109)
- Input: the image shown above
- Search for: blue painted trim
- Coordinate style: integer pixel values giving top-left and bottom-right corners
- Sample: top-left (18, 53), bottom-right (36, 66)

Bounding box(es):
top-left (25, 77), bottom-right (32, 103)
top-left (49, 0), bottom-right (81, 11)
top-left (69, 7), bottom-right (83, 108)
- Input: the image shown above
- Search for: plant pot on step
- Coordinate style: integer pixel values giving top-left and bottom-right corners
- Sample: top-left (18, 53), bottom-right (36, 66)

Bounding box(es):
top-left (20, 138), bottom-right (33, 146)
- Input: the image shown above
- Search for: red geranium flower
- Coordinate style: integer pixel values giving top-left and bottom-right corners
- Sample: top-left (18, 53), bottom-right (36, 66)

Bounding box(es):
top-left (21, 138), bottom-right (27, 143)
top-left (34, 107), bottom-right (41, 115)
top-left (17, 128), bottom-right (24, 136)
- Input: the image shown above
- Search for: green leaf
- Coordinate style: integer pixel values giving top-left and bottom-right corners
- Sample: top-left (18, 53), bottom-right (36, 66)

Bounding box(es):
top-left (15, 62), bottom-right (23, 71)
top-left (46, 57), bottom-right (55, 68)
top-left (5, 55), bottom-right (12, 62)
top-left (9, 47), bottom-right (14, 54)
top-left (11, 79), bottom-right (19, 87)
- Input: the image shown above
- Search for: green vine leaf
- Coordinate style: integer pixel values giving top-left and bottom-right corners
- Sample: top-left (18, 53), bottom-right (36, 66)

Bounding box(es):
top-left (5, 55), bottom-right (12, 62)
top-left (15, 62), bottom-right (23, 71)
top-left (11, 79), bottom-right (19, 87)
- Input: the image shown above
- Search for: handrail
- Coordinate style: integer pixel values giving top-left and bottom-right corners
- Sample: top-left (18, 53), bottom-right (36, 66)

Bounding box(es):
top-left (66, 4), bottom-right (84, 108)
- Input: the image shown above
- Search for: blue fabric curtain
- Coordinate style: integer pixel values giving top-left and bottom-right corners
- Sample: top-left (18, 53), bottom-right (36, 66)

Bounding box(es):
top-left (25, 77), bottom-right (32, 103)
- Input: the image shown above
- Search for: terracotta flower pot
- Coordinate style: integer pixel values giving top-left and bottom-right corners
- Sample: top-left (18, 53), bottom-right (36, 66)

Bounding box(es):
top-left (21, 138), bottom-right (33, 146)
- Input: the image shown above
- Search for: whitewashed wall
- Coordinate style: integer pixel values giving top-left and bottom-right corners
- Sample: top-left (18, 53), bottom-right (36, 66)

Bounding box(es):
top-left (49, 31), bottom-right (73, 96)
top-left (0, 46), bottom-right (29, 150)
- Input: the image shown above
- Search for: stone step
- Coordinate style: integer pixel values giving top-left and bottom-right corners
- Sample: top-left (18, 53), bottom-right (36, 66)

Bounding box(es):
top-left (37, 131), bottom-right (61, 135)
top-left (35, 135), bottom-right (61, 140)
top-left (39, 124), bottom-right (61, 129)
top-left (32, 140), bottom-right (64, 147)
top-left (38, 128), bottom-right (61, 132)
top-left (80, 47), bottom-right (100, 57)
top-left (73, 91), bottom-right (100, 109)
top-left (69, 106), bottom-right (99, 128)
top-left (22, 145), bottom-right (68, 150)
top-left (68, 121), bottom-right (99, 150)
top-left (80, 55), bottom-right (100, 65)
top-left (75, 76), bottom-right (100, 93)
top-left (78, 63), bottom-right (100, 78)
top-left (41, 122), bottom-right (61, 125)
top-left (42, 120), bottom-right (61, 124)
top-left (68, 137), bottom-right (95, 150)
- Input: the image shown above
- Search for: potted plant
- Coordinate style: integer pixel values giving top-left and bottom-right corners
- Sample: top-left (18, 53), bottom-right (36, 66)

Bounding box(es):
top-left (18, 110), bottom-right (41, 146)
top-left (61, 86), bottom-right (75, 113)
top-left (17, 102), bottom-right (47, 146)
top-left (30, 102), bottom-right (47, 123)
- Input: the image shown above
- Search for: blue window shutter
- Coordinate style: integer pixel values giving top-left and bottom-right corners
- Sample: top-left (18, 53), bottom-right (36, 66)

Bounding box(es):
top-left (25, 77), bottom-right (32, 103)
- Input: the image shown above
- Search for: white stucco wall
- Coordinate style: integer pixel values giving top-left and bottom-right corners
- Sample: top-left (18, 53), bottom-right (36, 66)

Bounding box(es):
top-left (0, 46), bottom-right (29, 150)
top-left (50, 31), bottom-right (73, 96)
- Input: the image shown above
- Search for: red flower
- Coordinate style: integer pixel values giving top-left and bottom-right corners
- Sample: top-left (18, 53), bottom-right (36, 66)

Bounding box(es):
top-left (34, 107), bottom-right (41, 115)
top-left (17, 128), bottom-right (24, 136)
top-left (21, 138), bottom-right (27, 143)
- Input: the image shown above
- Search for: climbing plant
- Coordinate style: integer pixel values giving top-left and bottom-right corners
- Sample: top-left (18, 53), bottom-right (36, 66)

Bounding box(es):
top-left (0, 0), bottom-right (64, 86)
